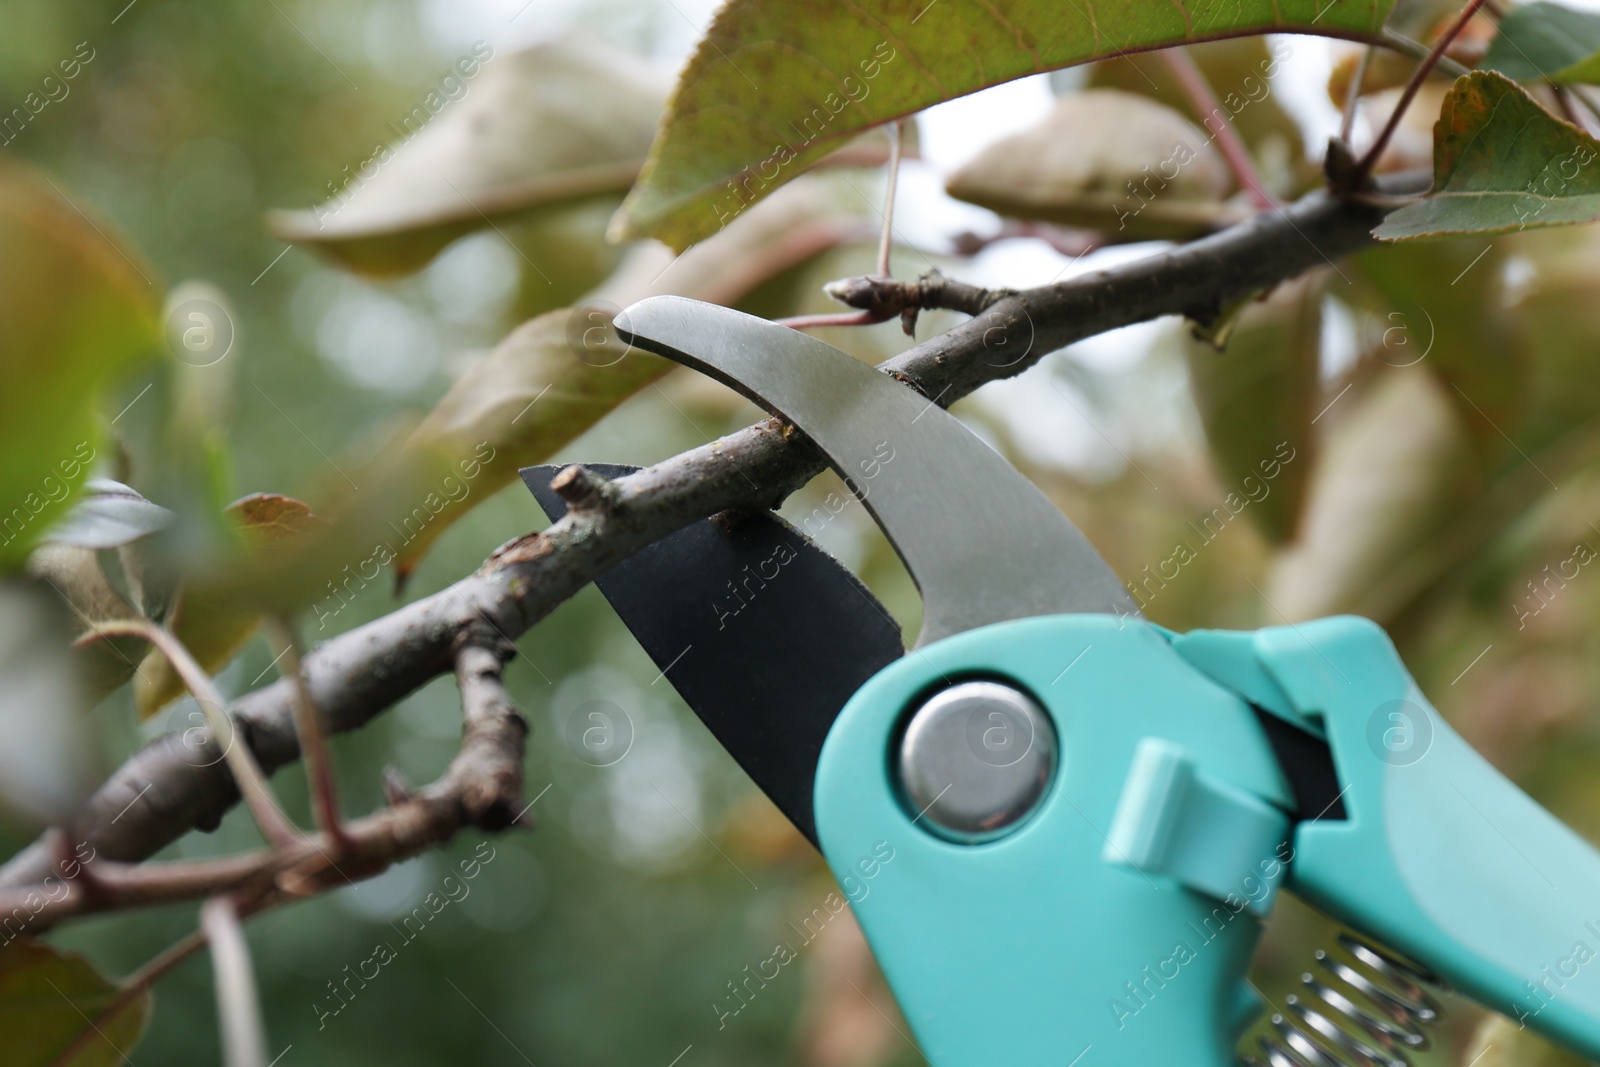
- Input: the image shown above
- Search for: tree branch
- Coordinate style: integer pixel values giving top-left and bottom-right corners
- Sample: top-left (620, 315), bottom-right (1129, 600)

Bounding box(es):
top-left (0, 179), bottom-right (1411, 893)
top-left (0, 639), bottom-right (529, 929)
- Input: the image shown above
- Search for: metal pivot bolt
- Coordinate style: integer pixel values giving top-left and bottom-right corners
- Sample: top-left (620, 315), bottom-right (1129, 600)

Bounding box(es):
top-left (897, 680), bottom-right (1058, 843)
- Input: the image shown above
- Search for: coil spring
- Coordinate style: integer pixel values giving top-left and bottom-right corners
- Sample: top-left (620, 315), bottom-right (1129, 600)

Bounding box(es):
top-left (1241, 933), bottom-right (1446, 1067)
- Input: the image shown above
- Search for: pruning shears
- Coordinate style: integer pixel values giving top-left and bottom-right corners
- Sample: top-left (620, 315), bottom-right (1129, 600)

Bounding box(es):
top-left (523, 296), bottom-right (1600, 1067)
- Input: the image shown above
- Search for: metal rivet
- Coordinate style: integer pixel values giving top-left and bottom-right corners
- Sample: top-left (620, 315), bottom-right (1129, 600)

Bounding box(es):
top-left (897, 680), bottom-right (1058, 843)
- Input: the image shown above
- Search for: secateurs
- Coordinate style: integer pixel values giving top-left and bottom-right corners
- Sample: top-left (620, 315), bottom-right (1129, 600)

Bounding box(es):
top-left (522, 296), bottom-right (1600, 1067)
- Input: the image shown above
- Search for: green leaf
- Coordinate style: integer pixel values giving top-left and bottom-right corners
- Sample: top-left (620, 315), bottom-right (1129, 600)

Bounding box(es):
top-left (945, 90), bottom-right (1242, 241)
top-left (1183, 275), bottom-right (1321, 543)
top-left (1374, 71), bottom-right (1600, 241)
top-left (0, 939), bottom-right (151, 1066)
top-left (614, 0), bottom-right (1396, 251)
top-left (0, 162), bottom-right (161, 571)
top-left (133, 494), bottom-right (320, 719)
top-left (1482, 1), bottom-right (1600, 84)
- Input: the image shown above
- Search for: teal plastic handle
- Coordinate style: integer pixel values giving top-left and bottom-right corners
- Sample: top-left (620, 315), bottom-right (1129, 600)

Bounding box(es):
top-left (813, 615), bottom-right (1295, 1067)
top-left (1178, 616), bottom-right (1600, 1061)
top-left (817, 613), bottom-right (1600, 1065)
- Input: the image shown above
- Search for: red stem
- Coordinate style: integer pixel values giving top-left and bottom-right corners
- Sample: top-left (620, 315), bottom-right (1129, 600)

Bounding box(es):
top-left (1355, 0), bottom-right (1488, 181)
top-left (1159, 49), bottom-right (1278, 211)
top-left (777, 309), bottom-right (896, 330)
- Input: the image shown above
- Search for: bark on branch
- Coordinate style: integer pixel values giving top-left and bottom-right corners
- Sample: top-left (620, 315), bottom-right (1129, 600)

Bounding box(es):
top-left (0, 639), bottom-right (528, 930)
top-left (0, 181), bottom-right (1404, 892)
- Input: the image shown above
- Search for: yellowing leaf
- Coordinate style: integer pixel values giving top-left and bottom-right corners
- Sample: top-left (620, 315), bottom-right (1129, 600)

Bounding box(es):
top-left (226, 493), bottom-right (321, 544)
top-left (133, 494), bottom-right (320, 718)
top-left (947, 90), bottom-right (1238, 241)
top-left (1374, 71), bottom-right (1600, 241)
top-left (614, 0), bottom-right (1398, 250)
top-left (0, 940), bottom-right (151, 1066)
top-left (0, 162), bottom-right (160, 570)
top-left (266, 37), bottom-right (667, 277)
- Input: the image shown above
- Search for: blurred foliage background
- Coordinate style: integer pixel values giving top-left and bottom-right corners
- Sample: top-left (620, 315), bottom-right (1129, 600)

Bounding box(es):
top-left (5, 0), bottom-right (1600, 1064)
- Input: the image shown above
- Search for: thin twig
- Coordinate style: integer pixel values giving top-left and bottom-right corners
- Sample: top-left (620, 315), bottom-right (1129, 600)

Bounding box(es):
top-left (782, 270), bottom-right (1011, 336)
top-left (1160, 48), bottom-right (1277, 210)
top-left (1341, 46), bottom-right (1378, 144)
top-left (203, 895), bottom-right (268, 1067)
top-left (76, 619), bottom-right (300, 849)
top-left (877, 120), bottom-right (904, 279)
top-left (264, 615), bottom-right (348, 851)
top-left (1358, 0), bottom-right (1490, 182)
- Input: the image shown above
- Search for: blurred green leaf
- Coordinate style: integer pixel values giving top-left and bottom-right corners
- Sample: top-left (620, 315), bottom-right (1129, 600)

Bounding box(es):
top-left (134, 493), bottom-right (319, 718)
top-left (266, 37), bottom-right (667, 278)
top-left (1483, 1), bottom-right (1600, 84)
top-left (1271, 366), bottom-right (1482, 621)
top-left (0, 939), bottom-right (151, 1067)
top-left (945, 90), bottom-right (1241, 241)
top-left (1352, 239), bottom-right (1524, 440)
top-left (26, 544), bottom-right (148, 707)
top-left (0, 583), bottom-right (97, 832)
top-left (614, 0), bottom-right (1398, 251)
top-left (43, 479), bottom-right (173, 550)
top-left (1184, 275), bottom-right (1321, 543)
top-left (1508, 228), bottom-right (1600, 453)
top-left (0, 161), bottom-right (160, 570)
top-left (1375, 72), bottom-right (1600, 241)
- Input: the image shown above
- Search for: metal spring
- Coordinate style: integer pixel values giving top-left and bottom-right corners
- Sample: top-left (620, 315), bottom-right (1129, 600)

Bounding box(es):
top-left (1242, 933), bottom-right (1446, 1067)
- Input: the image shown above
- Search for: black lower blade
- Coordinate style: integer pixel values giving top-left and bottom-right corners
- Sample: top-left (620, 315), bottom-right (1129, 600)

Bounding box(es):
top-left (523, 464), bottom-right (904, 849)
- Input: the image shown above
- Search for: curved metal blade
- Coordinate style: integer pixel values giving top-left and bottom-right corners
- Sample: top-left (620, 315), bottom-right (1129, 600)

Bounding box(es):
top-left (523, 464), bottom-right (903, 848)
top-left (615, 296), bottom-right (1139, 646)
